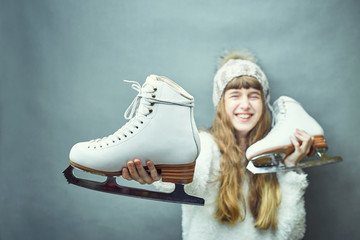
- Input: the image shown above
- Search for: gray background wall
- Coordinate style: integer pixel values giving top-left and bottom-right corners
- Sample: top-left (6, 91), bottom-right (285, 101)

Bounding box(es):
top-left (1, 0), bottom-right (359, 239)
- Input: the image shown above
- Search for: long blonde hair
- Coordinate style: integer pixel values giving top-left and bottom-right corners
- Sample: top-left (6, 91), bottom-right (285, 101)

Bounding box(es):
top-left (210, 75), bottom-right (281, 230)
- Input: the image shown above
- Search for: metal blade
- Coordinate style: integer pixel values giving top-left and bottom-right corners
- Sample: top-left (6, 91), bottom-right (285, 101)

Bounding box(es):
top-left (247, 154), bottom-right (343, 174)
top-left (297, 154), bottom-right (342, 169)
top-left (63, 165), bottom-right (204, 206)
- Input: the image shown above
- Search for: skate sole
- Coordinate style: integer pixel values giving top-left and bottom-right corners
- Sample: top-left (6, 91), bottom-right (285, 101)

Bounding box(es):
top-left (69, 160), bottom-right (196, 184)
top-left (248, 135), bottom-right (327, 165)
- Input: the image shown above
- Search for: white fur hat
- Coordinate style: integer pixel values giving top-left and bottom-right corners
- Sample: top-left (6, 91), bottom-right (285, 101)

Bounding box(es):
top-left (212, 57), bottom-right (270, 108)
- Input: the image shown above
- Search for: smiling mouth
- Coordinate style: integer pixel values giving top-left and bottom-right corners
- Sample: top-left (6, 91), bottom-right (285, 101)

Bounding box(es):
top-left (235, 113), bottom-right (253, 119)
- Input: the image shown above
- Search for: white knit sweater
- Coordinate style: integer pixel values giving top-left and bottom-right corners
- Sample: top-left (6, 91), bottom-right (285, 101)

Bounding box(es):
top-left (154, 131), bottom-right (308, 240)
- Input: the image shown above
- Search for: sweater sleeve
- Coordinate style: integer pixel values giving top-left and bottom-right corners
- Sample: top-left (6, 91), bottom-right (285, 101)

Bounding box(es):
top-left (275, 170), bottom-right (309, 240)
top-left (153, 131), bottom-right (218, 198)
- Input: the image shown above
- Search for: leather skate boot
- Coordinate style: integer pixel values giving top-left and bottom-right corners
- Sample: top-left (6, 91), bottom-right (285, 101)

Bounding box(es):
top-left (69, 74), bottom-right (201, 184)
top-left (246, 96), bottom-right (342, 174)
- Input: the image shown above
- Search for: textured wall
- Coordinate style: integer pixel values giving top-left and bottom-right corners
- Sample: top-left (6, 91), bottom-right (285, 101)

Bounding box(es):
top-left (1, 0), bottom-right (359, 239)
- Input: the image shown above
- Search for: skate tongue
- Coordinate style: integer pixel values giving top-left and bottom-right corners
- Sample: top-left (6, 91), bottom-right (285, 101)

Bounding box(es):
top-left (145, 74), bottom-right (159, 84)
top-left (146, 74), bottom-right (193, 100)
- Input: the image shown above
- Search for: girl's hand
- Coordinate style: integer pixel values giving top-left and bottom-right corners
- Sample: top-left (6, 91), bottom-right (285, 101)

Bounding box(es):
top-left (122, 159), bottom-right (161, 184)
top-left (283, 129), bottom-right (314, 167)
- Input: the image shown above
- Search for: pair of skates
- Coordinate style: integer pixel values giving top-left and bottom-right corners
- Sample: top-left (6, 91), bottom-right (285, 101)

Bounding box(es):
top-left (63, 75), bottom-right (342, 206)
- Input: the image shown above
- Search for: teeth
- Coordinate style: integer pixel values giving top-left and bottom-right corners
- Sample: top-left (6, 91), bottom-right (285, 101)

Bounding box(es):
top-left (237, 114), bottom-right (251, 119)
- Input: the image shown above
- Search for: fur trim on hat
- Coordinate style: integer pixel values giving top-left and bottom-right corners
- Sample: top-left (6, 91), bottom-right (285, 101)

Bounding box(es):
top-left (218, 50), bottom-right (257, 68)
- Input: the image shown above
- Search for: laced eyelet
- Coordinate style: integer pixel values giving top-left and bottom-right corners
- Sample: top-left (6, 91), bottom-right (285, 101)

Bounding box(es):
top-left (150, 102), bottom-right (154, 106)
top-left (149, 109), bottom-right (153, 113)
top-left (153, 87), bottom-right (157, 91)
top-left (152, 94), bottom-right (156, 98)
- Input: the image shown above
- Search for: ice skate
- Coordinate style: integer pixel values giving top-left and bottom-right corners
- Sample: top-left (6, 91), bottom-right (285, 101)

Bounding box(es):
top-left (63, 74), bottom-right (204, 205)
top-left (246, 96), bottom-right (342, 174)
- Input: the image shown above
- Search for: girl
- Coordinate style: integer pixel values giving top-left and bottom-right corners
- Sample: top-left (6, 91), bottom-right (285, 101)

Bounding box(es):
top-left (122, 51), bottom-right (313, 240)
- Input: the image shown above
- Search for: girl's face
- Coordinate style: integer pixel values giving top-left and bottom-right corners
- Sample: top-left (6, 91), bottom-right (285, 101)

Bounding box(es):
top-left (224, 87), bottom-right (263, 137)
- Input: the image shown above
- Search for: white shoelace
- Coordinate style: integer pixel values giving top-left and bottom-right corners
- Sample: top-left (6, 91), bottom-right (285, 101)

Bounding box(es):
top-left (88, 80), bottom-right (194, 148)
top-left (123, 80), bottom-right (156, 120)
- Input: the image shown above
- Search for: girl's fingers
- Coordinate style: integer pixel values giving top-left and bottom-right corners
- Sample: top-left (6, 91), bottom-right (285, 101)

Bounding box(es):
top-left (147, 161), bottom-right (161, 181)
top-left (294, 129), bottom-right (313, 154)
top-left (127, 160), bottom-right (145, 184)
top-left (121, 167), bottom-right (133, 181)
top-left (118, 159), bottom-right (161, 184)
top-left (290, 135), bottom-right (300, 152)
top-left (134, 159), bottom-right (154, 184)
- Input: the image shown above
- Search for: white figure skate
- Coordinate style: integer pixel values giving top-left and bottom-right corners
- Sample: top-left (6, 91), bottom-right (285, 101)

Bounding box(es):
top-left (246, 96), bottom-right (342, 174)
top-left (63, 74), bottom-right (204, 205)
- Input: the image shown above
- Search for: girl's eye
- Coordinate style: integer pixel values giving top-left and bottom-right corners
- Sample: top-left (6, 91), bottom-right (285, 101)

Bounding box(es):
top-left (250, 94), bottom-right (260, 99)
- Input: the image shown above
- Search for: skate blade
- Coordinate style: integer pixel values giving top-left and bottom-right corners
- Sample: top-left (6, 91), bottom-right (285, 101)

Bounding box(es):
top-left (247, 154), bottom-right (343, 174)
top-left (63, 165), bottom-right (204, 206)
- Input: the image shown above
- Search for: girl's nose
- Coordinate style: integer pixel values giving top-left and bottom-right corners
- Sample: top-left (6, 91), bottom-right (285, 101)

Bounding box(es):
top-left (239, 97), bottom-right (250, 110)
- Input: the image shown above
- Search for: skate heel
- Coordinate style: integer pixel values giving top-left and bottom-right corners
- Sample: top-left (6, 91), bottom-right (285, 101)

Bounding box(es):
top-left (308, 135), bottom-right (328, 156)
top-left (313, 135), bottom-right (327, 148)
top-left (155, 162), bottom-right (196, 184)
